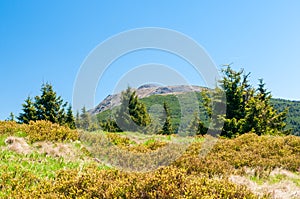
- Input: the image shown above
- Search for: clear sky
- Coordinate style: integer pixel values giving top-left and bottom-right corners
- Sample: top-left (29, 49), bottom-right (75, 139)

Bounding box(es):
top-left (1, 0), bottom-right (300, 120)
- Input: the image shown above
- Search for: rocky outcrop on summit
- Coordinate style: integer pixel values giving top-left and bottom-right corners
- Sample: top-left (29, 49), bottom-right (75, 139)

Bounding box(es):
top-left (89, 84), bottom-right (206, 115)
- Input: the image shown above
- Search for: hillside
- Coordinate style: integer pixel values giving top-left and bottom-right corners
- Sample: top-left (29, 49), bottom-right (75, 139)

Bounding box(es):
top-left (90, 84), bottom-right (206, 115)
top-left (1, 121), bottom-right (300, 198)
top-left (95, 85), bottom-right (300, 135)
top-left (271, 98), bottom-right (300, 135)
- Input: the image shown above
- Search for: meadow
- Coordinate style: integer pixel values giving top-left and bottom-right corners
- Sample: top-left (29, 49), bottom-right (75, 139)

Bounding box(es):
top-left (1, 121), bottom-right (300, 198)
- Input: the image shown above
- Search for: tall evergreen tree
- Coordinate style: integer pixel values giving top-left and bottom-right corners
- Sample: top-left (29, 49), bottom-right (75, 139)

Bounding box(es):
top-left (18, 96), bottom-right (37, 124)
top-left (257, 78), bottom-right (270, 101)
top-left (202, 66), bottom-right (288, 137)
top-left (34, 83), bottom-right (67, 124)
top-left (75, 111), bottom-right (81, 129)
top-left (115, 87), bottom-right (151, 132)
top-left (187, 112), bottom-right (208, 136)
top-left (241, 79), bottom-right (288, 135)
top-left (65, 105), bottom-right (76, 129)
top-left (80, 106), bottom-right (91, 131)
top-left (159, 102), bottom-right (174, 135)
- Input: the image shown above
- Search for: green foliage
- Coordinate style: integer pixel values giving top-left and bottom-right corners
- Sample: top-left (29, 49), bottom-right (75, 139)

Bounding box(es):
top-left (187, 112), bottom-right (208, 135)
top-left (18, 83), bottom-right (75, 129)
top-left (0, 150), bottom-right (80, 180)
top-left (202, 66), bottom-right (288, 137)
top-left (65, 105), bottom-right (76, 129)
top-left (34, 83), bottom-right (67, 124)
top-left (271, 98), bottom-right (300, 135)
top-left (0, 165), bottom-right (260, 198)
top-left (106, 133), bottom-right (134, 146)
top-left (6, 112), bottom-right (15, 122)
top-left (98, 91), bottom-right (299, 136)
top-left (18, 96), bottom-right (37, 124)
top-left (111, 87), bottom-right (151, 132)
top-left (77, 106), bottom-right (91, 130)
top-left (100, 118), bottom-right (122, 132)
top-left (158, 102), bottom-right (174, 135)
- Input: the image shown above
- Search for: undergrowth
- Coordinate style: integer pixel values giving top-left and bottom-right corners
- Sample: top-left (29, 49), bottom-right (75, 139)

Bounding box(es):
top-left (2, 121), bottom-right (300, 198)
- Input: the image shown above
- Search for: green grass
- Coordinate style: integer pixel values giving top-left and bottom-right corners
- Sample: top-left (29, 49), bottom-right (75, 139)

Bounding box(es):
top-left (0, 150), bottom-right (80, 179)
top-left (3, 126), bottom-right (300, 198)
top-left (0, 134), bottom-right (7, 146)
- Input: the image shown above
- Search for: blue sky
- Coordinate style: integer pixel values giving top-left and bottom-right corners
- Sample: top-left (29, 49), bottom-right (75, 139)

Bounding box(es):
top-left (1, 1), bottom-right (300, 120)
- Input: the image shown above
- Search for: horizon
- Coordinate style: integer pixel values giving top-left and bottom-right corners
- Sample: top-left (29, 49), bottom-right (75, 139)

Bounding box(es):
top-left (1, 1), bottom-right (300, 120)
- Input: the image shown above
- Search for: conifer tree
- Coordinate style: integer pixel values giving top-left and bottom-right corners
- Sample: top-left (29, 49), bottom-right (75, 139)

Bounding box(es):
top-left (159, 102), bottom-right (174, 135)
top-left (101, 118), bottom-right (122, 132)
top-left (75, 111), bottom-right (81, 128)
top-left (241, 79), bottom-right (288, 135)
top-left (187, 112), bottom-right (208, 135)
top-left (202, 66), bottom-right (288, 137)
top-left (7, 112), bottom-right (15, 122)
top-left (18, 96), bottom-right (37, 124)
top-left (65, 105), bottom-right (76, 129)
top-left (80, 106), bottom-right (91, 131)
top-left (115, 87), bottom-right (151, 132)
top-left (34, 83), bottom-right (67, 124)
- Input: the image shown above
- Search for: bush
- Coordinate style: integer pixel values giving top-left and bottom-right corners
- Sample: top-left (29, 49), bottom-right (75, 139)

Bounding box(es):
top-left (0, 120), bottom-right (78, 143)
top-left (173, 133), bottom-right (300, 178)
top-left (0, 121), bottom-right (21, 135)
top-left (24, 120), bottom-right (78, 143)
top-left (2, 166), bottom-right (262, 198)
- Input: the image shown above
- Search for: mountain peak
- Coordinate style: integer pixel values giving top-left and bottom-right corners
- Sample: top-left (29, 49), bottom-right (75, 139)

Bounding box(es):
top-left (89, 85), bottom-right (206, 115)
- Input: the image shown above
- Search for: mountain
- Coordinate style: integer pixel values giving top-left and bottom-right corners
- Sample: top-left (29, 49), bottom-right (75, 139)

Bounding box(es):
top-left (89, 84), bottom-right (207, 115)
top-left (92, 85), bottom-right (300, 135)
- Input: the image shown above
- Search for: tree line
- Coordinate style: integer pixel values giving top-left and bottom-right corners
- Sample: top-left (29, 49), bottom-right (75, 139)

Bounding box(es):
top-left (100, 66), bottom-right (289, 137)
top-left (15, 66), bottom-right (290, 138)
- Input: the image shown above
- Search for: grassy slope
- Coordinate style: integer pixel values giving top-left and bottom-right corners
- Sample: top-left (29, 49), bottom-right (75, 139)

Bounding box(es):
top-left (2, 123), bottom-right (300, 198)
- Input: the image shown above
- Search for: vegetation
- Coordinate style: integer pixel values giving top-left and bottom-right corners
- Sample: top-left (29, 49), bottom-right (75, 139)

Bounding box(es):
top-left (203, 67), bottom-right (289, 137)
top-left (271, 98), bottom-right (300, 135)
top-left (18, 83), bottom-right (76, 129)
top-left (2, 120), bottom-right (300, 198)
top-left (158, 101), bottom-right (174, 135)
top-left (1, 66), bottom-right (300, 198)
top-left (100, 87), bottom-right (151, 133)
top-left (187, 112), bottom-right (208, 135)
top-left (0, 120), bottom-right (78, 143)
top-left (97, 67), bottom-right (290, 138)
top-left (97, 92), bottom-right (208, 133)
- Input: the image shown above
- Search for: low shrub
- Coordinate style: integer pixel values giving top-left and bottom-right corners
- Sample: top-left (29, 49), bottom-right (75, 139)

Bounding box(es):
top-left (0, 120), bottom-right (78, 143)
top-left (173, 133), bottom-right (300, 177)
top-left (24, 120), bottom-right (78, 143)
top-left (2, 166), bottom-right (262, 198)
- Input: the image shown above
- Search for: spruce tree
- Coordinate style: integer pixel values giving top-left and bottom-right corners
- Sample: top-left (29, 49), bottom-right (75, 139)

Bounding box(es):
top-left (101, 118), bottom-right (122, 132)
top-left (202, 66), bottom-right (288, 137)
top-left (241, 79), bottom-right (288, 135)
top-left (115, 87), bottom-right (151, 132)
top-left (159, 102), bottom-right (174, 135)
top-left (75, 111), bottom-right (81, 129)
top-left (80, 106), bottom-right (91, 131)
top-left (34, 83), bottom-right (67, 124)
top-left (18, 96), bottom-right (37, 124)
top-left (187, 112), bottom-right (208, 135)
top-left (7, 112), bottom-right (15, 122)
top-left (65, 105), bottom-right (76, 129)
